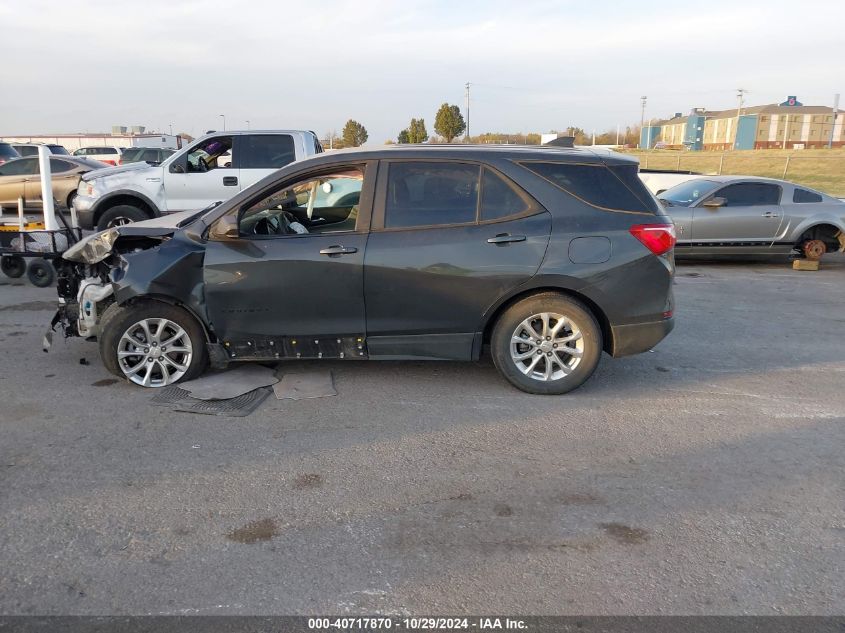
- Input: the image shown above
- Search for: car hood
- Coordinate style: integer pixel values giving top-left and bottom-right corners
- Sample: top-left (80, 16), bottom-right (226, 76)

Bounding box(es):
top-left (62, 210), bottom-right (198, 263)
top-left (82, 161), bottom-right (161, 181)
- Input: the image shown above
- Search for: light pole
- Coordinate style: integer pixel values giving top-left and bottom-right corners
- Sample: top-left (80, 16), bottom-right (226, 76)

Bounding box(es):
top-left (465, 82), bottom-right (471, 142)
top-left (640, 96), bottom-right (647, 149)
top-left (169, 123), bottom-right (173, 136)
top-left (246, 120), bottom-right (250, 130)
top-left (734, 88), bottom-right (746, 150)
top-left (219, 114), bottom-right (226, 131)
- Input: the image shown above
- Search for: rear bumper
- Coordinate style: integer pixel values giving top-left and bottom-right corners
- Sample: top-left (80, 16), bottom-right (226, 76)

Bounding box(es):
top-left (610, 317), bottom-right (674, 357)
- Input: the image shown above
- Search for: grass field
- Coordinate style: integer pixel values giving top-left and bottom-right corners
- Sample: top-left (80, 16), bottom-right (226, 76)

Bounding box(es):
top-left (620, 148), bottom-right (845, 197)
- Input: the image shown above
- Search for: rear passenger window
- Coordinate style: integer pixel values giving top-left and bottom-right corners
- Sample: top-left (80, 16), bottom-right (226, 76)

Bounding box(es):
top-left (521, 162), bottom-right (653, 213)
top-left (385, 162), bottom-right (480, 228)
top-left (480, 168), bottom-right (530, 221)
top-left (793, 188), bottom-right (822, 203)
top-left (716, 183), bottom-right (780, 206)
top-left (49, 159), bottom-right (74, 173)
top-left (241, 134), bottom-right (296, 169)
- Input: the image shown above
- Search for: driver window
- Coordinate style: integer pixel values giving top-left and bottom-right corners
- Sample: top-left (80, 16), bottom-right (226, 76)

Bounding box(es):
top-left (186, 136), bottom-right (234, 172)
top-left (239, 167), bottom-right (365, 238)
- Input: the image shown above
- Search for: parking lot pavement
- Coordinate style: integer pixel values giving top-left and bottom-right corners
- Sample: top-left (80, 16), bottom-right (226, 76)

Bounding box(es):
top-left (0, 256), bottom-right (843, 616)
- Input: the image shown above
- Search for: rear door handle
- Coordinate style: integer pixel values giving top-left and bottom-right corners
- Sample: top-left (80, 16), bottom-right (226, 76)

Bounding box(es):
top-left (319, 245), bottom-right (358, 256)
top-left (487, 233), bottom-right (526, 245)
top-left (762, 211), bottom-right (778, 218)
top-left (223, 176), bottom-right (238, 186)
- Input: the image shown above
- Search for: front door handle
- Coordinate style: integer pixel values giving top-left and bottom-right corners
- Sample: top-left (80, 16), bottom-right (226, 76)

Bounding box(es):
top-left (223, 176), bottom-right (238, 186)
top-left (487, 233), bottom-right (526, 245)
top-left (762, 211), bottom-right (779, 218)
top-left (319, 245), bottom-right (358, 256)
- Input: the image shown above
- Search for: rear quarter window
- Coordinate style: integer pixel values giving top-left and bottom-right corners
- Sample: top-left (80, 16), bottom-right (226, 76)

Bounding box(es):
top-left (793, 188), bottom-right (823, 203)
top-left (521, 161), bottom-right (657, 213)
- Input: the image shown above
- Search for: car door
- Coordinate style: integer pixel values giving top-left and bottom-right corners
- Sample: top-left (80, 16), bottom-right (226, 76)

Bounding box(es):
top-left (363, 160), bottom-right (552, 360)
top-left (692, 182), bottom-right (784, 250)
top-left (235, 133), bottom-right (298, 190)
top-left (162, 135), bottom-right (240, 213)
top-left (0, 158), bottom-right (38, 208)
top-left (202, 161), bottom-right (376, 357)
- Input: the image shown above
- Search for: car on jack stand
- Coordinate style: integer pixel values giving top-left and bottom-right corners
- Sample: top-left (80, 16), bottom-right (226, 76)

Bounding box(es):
top-left (48, 145), bottom-right (676, 395)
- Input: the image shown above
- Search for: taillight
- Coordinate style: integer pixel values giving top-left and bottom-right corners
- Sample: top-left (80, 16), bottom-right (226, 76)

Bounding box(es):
top-left (629, 223), bottom-right (676, 256)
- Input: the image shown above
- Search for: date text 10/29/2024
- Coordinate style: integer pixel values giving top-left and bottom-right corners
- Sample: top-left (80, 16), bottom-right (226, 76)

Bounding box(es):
top-left (308, 618), bottom-right (527, 630)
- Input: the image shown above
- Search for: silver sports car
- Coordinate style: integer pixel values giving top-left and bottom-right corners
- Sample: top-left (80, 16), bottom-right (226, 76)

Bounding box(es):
top-left (658, 176), bottom-right (845, 258)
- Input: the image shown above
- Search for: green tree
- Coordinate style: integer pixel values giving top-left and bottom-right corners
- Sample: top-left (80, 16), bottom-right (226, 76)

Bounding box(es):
top-left (433, 103), bottom-right (466, 142)
top-left (397, 129), bottom-right (410, 144)
top-left (406, 118), bottom-right (428, 144)
top-left (341, 119), bottom-right (368, 147)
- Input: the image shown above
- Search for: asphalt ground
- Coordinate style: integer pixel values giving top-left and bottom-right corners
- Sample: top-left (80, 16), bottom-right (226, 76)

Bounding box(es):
top-left (0, 255), bottom-right (843, 615)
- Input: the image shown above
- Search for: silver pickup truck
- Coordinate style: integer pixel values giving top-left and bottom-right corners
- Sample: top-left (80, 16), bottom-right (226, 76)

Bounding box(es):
top-left (73, 130), bottom-right (322, 231)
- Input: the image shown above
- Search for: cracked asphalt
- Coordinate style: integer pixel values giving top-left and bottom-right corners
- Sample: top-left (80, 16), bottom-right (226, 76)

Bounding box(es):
top-left (0, 256), bottom-right (843, 615)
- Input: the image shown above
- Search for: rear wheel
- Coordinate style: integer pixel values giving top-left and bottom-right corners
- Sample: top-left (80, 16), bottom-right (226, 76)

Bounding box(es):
top-left (802, 239), bottom-right (826, 261)
top-left (96, 204), bottom-right (149, 231)
top-left (1, 255), bottom-right (26, 278)
top-left (491, 293), bottom-right (602, 395)
top-left (99, 301), bottom-right (208, 387)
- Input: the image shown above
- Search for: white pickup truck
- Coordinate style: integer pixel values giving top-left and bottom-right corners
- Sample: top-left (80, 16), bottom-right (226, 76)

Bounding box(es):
top-left (73, 130), bottom-right (322, 231)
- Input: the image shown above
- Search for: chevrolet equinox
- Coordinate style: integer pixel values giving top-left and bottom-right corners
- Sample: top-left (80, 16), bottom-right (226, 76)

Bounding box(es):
top-left (53, 146), bottom-right (676, 395)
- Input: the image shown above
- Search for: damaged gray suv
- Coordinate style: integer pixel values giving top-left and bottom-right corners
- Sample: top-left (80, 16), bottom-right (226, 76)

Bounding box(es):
top-left (51, 146), bottom-right (676, 395)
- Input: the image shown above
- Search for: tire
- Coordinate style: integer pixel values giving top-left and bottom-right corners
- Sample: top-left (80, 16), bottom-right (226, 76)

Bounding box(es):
top-left (66, 192), bottom-right (77, 212)
top-left (99, 300), bottom-right (208, 387)
top-left (96, 204), bottom-right (150, 231)
top-left (1, 255), bottom-right (26, 278)
top-left (26, 259), bottom-right (55, 287)
top-left (490, 292), bottom-right (602, 395)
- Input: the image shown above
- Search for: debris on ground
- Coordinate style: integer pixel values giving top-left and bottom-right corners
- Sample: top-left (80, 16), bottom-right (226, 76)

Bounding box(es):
top-left (150, 385), bottom-right (270, 417)
top-left (79, 358), bottom-right (89, 365)
top-left (273, 370), bottom-right (336, 400)
top-left (180, 365), bottom-right (278, 401)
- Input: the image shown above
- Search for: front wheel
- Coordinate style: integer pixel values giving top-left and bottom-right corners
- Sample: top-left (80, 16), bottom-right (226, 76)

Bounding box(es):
top-left (99, 301), bottom-right (208, 387)
top-left (490, 293), bottom-right (602, 395)
top-left (96, 204), bottom-right (150, 231)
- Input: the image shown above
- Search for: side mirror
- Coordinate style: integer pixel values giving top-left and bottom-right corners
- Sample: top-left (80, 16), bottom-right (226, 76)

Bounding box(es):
top-left (170, 162), bottom-right (185, 174)
top-left (208, 215), bottom-right (239, 240)
top-left (703, 196), bottom-right (726, 209)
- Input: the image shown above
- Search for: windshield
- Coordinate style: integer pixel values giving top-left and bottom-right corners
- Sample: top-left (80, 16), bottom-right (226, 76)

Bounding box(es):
top-left (176, 200), bottom-right (223, 228)
top-left (659, 179), bottom-right (719, 206)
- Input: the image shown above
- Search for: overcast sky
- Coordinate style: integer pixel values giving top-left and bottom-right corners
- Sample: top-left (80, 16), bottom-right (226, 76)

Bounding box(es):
top-left (1, 0), bottom-right (843, 143)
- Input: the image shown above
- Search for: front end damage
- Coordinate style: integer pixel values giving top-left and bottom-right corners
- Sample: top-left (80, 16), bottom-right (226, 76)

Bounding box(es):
top-left (46, 213), bottom-right (209, 350)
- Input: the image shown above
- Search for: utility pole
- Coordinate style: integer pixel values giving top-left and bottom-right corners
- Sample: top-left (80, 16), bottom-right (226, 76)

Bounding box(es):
top-left (616, 123), bottom-right (620, 146)
top-left (829, 93), bottom-right (840, 149)
top-left (640, 96), bottom-right (647, 148)
top-left (246, 120), bottom-right (251, 130)
top-left (734, 88), bottom-right (746, 150)
top-left (465, 82), bottom-right (471, 143)
top-left (169, 123), bottom-right (173, 136)
top-left (219, 114), bottom-right (226, 131)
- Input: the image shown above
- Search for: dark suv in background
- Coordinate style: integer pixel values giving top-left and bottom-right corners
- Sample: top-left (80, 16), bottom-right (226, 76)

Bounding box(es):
top-left (55, 146), bottom-right (676, 395)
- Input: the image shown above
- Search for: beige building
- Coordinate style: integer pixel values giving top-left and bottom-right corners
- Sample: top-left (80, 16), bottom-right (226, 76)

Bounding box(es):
top-left (650, 97), bottom-right (844, 151)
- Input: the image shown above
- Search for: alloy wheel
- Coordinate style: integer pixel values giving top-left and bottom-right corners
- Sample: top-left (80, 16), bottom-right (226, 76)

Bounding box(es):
top-left (510, 312), bottom-right (584, 382)
top-left (117, 318), bottom-right (193, 387)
